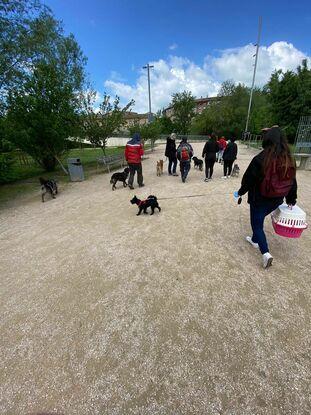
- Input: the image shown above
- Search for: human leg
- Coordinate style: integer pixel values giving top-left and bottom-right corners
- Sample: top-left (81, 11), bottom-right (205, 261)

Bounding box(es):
top-left (128, 164), bottom-right (136, 188)
top-left (227, 160), bottom-right (234, 176)
top-left (168, 157), bottom-right (173, 175)
top-left (209, 160), bottom-right (215, 178)
top-left (137, 163), bottom-right (144, 186)
top-left (172, 157), bottom-right (177, 174)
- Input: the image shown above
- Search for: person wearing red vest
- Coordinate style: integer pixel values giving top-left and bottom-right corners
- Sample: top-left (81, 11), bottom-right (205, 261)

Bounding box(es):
top-left (125, 133), bottom-right (144, 189)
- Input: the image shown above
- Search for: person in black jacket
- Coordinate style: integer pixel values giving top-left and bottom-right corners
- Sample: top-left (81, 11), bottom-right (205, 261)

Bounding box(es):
top-left (222, 137), bottom-right (238, 178)
top-left (165, 133), bottom-right (178, 176)
top-left (202, 133), bottom-right (219, 181)
top-left (237, 126), bottom-right (297, 268)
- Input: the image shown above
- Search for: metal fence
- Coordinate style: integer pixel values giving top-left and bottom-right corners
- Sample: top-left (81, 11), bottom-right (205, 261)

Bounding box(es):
top-left (294, 116), bottom-right (311, 154)
top-left (241, 132), bottom-right (263, 149)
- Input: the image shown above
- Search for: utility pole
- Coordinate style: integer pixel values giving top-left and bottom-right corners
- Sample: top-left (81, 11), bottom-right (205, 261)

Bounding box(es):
top-left (143, 63), bottom-right (154, 123)
top-left (245, 16), bottom-right (262, 137)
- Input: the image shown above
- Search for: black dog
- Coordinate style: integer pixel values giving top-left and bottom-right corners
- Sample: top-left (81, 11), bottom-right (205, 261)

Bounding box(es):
top-left (130, 195), bottom-right (161, 216)
top-left (192, 156), bottom-right (203, 171)
top-left (110, 167), bottom-right (130, 190)
top-left (39, 177), bottom-right (58, 202)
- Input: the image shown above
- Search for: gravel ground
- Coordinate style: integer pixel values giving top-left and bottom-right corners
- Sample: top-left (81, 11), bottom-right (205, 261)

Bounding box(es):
top-left (0, 143), bottom-right (310, 415)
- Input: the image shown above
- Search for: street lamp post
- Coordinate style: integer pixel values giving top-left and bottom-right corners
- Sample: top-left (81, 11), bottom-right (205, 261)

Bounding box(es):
top-left (143, 63), bottom-right (154, 123)
top-left (245, 16), bottom-right (262, 138)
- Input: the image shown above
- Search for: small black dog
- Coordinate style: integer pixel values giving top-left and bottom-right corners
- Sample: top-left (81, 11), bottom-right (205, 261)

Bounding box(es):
top-left (192, 156), bottom-right (203, 171)
top-left (130, 195), bottom-right (161, 216)
top-left (39, 177), bottom-right (58, 202)
top-left (110, 167), bottom-right (130, 190)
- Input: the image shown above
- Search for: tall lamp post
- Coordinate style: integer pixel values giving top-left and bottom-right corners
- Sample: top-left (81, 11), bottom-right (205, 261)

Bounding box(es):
top-left (244, 16), bottom-right (262, 138)
top-left (143, 63), bottom-right (154, 123)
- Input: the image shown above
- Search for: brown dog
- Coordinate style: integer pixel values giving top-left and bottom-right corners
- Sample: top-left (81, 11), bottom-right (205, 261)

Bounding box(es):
top-left (156, 159), bottom-right (164, 176)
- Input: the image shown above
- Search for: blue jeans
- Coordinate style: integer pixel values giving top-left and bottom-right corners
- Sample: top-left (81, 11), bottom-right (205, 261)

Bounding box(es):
top-left (250, 202), bottom-right (281, 254)
top-left (180, 160), bottom-right (191, 180)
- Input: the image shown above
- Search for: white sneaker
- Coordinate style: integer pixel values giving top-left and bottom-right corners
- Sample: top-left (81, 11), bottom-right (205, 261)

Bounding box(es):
top-left (246, 236), bottom-right (259, 249)
top-left (227, 175), bottom-right (231, 178)
top-left (221, 176), bottom-right (227, 179)
top-left (263, 253), bottom-right (273, 269)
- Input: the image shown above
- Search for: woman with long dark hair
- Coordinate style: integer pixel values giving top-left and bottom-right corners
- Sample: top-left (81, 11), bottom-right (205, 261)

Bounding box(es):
top-left (202, 133), bottom-right (219, 181)
top-left (237, 126), bottom-right (297, 268)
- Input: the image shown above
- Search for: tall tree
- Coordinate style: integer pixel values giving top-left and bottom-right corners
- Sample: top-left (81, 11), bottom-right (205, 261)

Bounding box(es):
top-left (5, 14), bottom-right (87, 171)
top-left (265, 59), bottom-right (311, 140)
top-left (82, 92), bottom-right (134, 153)
top-left (171, 91), bottom-right (196, 134)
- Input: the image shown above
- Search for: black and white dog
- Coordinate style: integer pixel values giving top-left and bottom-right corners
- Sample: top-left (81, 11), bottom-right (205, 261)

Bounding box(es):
top-left (39, 178), bottom-right (58, 202)
top-left (110, 167), bottom-right (130, 190)
top-left (130, 195), bottom-right (161, 216)
top-left (192, 156), bottom-right (203, 171)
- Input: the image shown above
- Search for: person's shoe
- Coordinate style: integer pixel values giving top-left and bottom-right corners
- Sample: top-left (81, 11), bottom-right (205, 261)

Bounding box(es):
top-left (221, 176), bottom-right (227, 179)
top-left (263, 252), bottom-right (273, 269)
top-left (227, 175), bottom-right (231, 178)
top-left (168, 173), bottom-right (172, 176)
top-left (172, 173), bottom-right (178, 176)
top-left (139, 184), bottom-right (145, 188)
top-left (182, 177), bottom-right (185, 183)
top-left (204, 178), bottom-right (209, 182)
top-left (246, 236), bottom-right (259, 249)
top-left (129, 185), bottom-right (134, 190)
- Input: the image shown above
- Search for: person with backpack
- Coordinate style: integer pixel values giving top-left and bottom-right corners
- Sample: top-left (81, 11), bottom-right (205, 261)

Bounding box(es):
top-left (165, 133), bottom-right (178, 176)
top-left (222, 137), bottom-right (238, 178)
top-left (125, 132), bottom-right (145, 189)
top-left (177, 137), bottom-right (193, 183)
top-left (202, 133), bottom-right (219, 181)
top-left (236, 126), bottom-right (297, 268)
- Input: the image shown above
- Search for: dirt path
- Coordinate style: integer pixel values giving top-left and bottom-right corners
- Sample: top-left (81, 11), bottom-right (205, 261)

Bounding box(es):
top-left (1, 143), bottom-right (310, 415)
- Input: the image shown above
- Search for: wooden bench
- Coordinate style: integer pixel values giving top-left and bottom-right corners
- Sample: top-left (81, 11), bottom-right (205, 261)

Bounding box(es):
top-left (96, 154), bottom-right (125, 173)
top-left (294, 153), bottom-right (311, 170)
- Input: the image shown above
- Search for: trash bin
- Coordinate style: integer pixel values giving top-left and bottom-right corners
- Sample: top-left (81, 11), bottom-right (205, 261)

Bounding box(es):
top-left (67, 158), bottom-right (84, 182)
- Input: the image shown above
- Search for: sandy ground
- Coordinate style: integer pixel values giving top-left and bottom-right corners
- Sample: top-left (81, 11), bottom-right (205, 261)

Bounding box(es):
top-left (0, 143), bottom-right (311, 415)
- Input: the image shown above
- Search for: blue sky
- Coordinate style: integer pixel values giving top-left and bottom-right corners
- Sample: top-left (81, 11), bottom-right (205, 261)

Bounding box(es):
top-left (44, 0), bottom-right (311, 112)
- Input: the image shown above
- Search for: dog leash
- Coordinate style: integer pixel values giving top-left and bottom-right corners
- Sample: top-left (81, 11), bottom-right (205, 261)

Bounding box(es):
top-left (157, 192), bottom-right (233, 201)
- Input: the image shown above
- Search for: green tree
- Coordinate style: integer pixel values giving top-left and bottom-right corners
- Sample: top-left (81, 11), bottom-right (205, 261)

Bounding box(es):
top-left (171, 91), bottom-right (196, 134)
top-left (5, 17), bottom-right (87, 171)
top-left (191, 81), bottom-right (269, 137)
top-left (82, 92), bottom-right (134, 153)
top-left (128, 121), bottom-right (161, 149)
top-left (265, 59), bottom-right (311, 141)
top-left (153, 110), bottom-right (175, 135)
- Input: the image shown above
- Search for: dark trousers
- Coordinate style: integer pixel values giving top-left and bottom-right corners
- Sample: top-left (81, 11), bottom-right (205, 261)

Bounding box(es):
top-left (128, 163), bottom-right (143, 187)
top-left (250, 202), bottom-right (281, 254)
top-left (205, 158), bottom-right (216, 179)
top-left (224, 160), bottom-right (234, 176)
top-left (180, 160), bottom-right (191, 180)
top-left (168, 156), bottom-right (177, 174)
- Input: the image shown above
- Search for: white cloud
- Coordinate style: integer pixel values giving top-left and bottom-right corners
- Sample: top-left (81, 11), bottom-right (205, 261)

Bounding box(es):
top-left (104, 56), bottom-right (220, 113)
top-left (104, 41), bottom-right (310, 113)
top-left (169, 43), bottom-right (178, 51)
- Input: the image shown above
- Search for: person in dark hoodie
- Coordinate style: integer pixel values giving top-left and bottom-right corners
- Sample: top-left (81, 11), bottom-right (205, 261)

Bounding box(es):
top-left (125, 132), bottom-right (144, 189)
top-left (202, 133), bottom-right (219, 181)
top-left (237, 126), bottom-right (297, 268)
top-left (222, 137), bottom-right (238, 178)
top-left (165, 133), bottom-right (178, 176)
